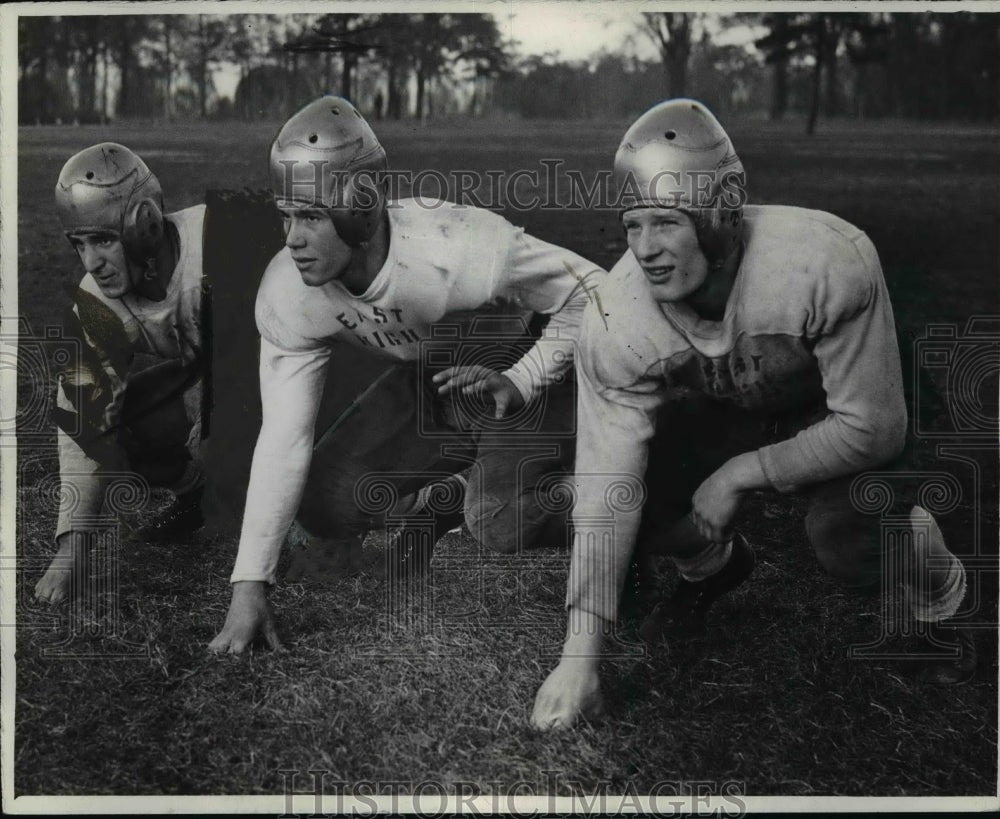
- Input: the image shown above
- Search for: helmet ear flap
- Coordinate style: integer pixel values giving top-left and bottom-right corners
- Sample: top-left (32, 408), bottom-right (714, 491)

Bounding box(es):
top-left (121, 197), bottom-right (164, 262)
top-left (330, 171), bottom-right (386, 248)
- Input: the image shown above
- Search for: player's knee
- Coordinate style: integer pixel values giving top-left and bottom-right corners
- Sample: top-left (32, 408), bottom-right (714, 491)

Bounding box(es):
top-left (465, 495), bottom-right (519, 553)
top-left (296, 494), bottom-right (366, 540)
top-left (297, 457), bottom-right (372, 537)
top-left (294, 501), bottom-right (332, 538)
top-left (806, 509), bottom-right (882, 595)
top-left (466, 494), bottom-right (564, 554)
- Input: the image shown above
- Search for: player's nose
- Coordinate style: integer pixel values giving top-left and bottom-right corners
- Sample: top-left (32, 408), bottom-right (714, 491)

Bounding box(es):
top-left (80, 244), bottom-right (104, 273)
top-left (284, 219), bottom-right (307, 248)
top-left (632, 228), bottom-right (660, 262)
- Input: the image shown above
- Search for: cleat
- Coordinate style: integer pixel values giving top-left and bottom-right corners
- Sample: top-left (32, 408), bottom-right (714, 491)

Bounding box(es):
top-left (618, 552), bottom-right (660, 624)
top-left (911, 622), bottom-right (977, 685)
top-left (385, 507), bottom-right (465, 580)
top-left (128, 489), bottom-right (204, 543)
top-left (385, 526), bottom-right (436, 579)
top-left (639, 532), bottom-right (755, 645)
top-left (385, 473), bottom-right (467, 580)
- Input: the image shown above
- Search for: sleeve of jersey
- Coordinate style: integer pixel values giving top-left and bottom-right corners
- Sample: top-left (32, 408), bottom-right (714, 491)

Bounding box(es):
top-left (493, 226), bottom-right (606, 403)
top-left (229, 336), bottom-right (331, 584)
top-left (563, 310), bottom-right (665, 623)
top-left (54, 421), bottom-right (107, 540)
top-left (53, 301), bottom-right (129, 539)
top-left (757, 238), bottom-right (908, 492)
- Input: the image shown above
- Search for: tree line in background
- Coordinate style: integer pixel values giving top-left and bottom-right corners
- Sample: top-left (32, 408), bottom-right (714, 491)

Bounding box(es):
top-left (18, 11), bottom-right (1000, 130)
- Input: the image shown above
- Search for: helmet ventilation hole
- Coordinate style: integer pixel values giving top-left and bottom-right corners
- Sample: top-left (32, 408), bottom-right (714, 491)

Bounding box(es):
top-left (86, 171), bottom-right (95, 179)
top-left (664, 130), bottom-right (677, 140)
top-left (308, 134), bottom-right (318, 143)
top-left (331, 107), bottom-right (341, 115)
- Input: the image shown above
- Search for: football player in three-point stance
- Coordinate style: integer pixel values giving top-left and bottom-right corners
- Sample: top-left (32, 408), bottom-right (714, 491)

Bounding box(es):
top-left (34, 144), bottom-right (207, 604)
top-left (209, 96), bottom-right (605, 653)
top-left (532, 99), bottom-right (975, 729)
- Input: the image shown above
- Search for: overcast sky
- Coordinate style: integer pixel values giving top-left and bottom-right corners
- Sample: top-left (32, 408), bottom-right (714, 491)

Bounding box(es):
top-left (498, 5), bottom-right (659, 62)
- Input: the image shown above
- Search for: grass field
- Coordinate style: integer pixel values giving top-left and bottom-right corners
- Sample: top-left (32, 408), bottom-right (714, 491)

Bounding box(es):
top-left (10, 115), bottom-right (1000, 801)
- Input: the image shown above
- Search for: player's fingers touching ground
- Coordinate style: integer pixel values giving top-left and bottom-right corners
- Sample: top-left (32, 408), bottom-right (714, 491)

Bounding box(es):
top-left (530, 662), bottom-right (605, 730)
top-left (261, 618), bottom-right (285, 652)
top-left (208, 581), bottom-right (282, 655)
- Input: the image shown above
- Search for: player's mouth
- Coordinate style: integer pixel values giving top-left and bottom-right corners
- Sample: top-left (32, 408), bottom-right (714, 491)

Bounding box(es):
top-left (642, 265), bottom-right (675, 284)
top-left (292, 256), bottom-right (317, 269)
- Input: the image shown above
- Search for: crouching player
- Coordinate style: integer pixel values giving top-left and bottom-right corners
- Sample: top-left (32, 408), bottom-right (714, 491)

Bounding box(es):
top-left (208, 96), bottom-right (605, 653)
top-left (34, 144), bottom-right (207, 604)
top-left (532, 99), bottom-right (975, 729)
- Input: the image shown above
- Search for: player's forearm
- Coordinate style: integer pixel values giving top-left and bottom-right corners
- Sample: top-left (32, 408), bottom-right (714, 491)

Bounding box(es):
top-left (758, 407), bottom-right (906, 493)
top-left (559, 607), bottom-right (610, 664)
top-left (234, 337), bottom-right (331, 583)
top-left (502, 296), bottom-right (586, 402)
top-left (55, 430), bottom-right (110, 538)
top-left (229, 432), bottom-right (315, 584)
top-left (565, 500), bottom-right (644, 623)
top-left (762, 264), bottom-right (908, 493)
top-left (717, 450), bottom-right (770, 493)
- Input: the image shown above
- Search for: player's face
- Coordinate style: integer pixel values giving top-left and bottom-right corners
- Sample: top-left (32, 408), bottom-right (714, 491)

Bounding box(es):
top-left (68, 231), bottom-right (139, 299)
top-left (623, 207), bottom-right (709, 303)
top-left (280, 206), bottom-right (352, 287)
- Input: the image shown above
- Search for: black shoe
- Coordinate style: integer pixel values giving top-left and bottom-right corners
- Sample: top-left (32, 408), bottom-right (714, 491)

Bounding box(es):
top-left (386, 525), bottom-right (438, 579)
top-left (385, 476), bottom-right (467, 579)
top-left (912, 622), bottom-right (977, 685)
top-left (129, 489), bottom-right (204, 543)
top-left (639, 533), bottom-right (755, 646)
top-left (618, 552), bottom-right (660, 624)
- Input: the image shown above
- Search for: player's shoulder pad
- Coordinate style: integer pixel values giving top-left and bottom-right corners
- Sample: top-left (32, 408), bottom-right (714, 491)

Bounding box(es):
top-left (577, 251), bottom-right (665, 389)
top-left (393, 196), bottom-right (510, 244)
top-left (254, 248), bottom-right (311, 348)
top-left (744, 205), bottom-right (880, 320)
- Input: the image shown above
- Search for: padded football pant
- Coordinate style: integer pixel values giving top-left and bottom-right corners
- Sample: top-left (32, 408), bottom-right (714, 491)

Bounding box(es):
top-left (118, 362), bottom-right (204, 497)
top-left (637, 395), bottom-right (956, 598)
top-left (295, 357), bottom-right (576, 554)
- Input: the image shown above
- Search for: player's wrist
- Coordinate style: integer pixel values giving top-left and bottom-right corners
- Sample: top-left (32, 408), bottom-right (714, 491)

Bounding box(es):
top-left (721, 451), bottom-right (768, 493)
top-left (561, 608), bottom-right (609, 664)
top-left (231, 579), bottom-right (268, 599)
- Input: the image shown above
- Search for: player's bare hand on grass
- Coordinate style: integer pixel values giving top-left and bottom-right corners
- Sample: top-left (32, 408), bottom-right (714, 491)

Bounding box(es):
top-left (532, 609), bottom-right (606, 730)
top-left (208, 581), bottom-right (283, 654)
top-left (432, 365), bottom-right (525, 419)
top-left (34, 532), bottom-right (90, 605)
top-left (531, 658), bottom-right (604, 730)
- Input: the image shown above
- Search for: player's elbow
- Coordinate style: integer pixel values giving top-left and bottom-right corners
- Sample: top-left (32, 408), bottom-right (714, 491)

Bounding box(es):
top-left (875, 397), bottom-right (908, 462)
top-left (850, 405), bottom-right (907, 468)
top-left (868, 423), bottom-right (906, 466)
